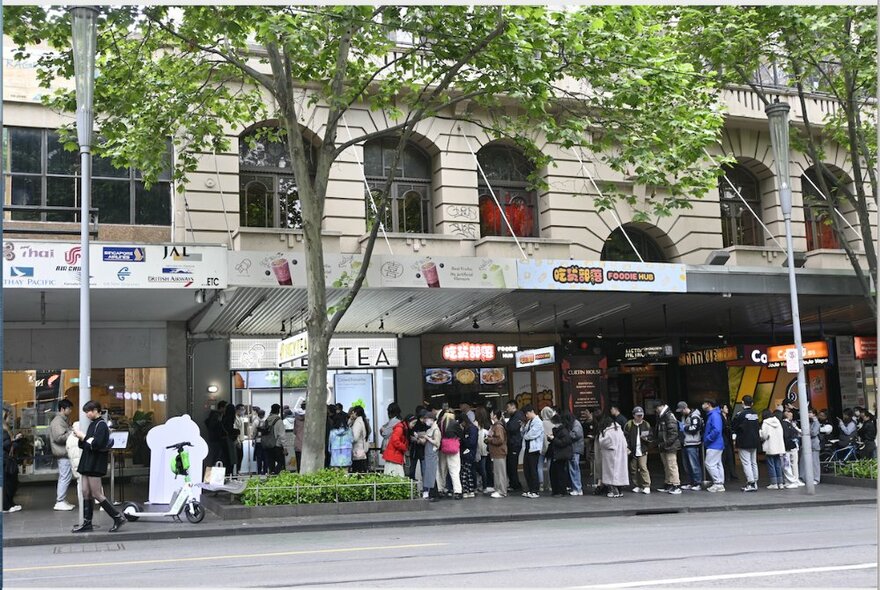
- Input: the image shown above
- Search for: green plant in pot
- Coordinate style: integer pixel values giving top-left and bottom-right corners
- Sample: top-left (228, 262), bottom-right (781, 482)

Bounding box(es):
top-left (129, 410), bottom-right (154, 466)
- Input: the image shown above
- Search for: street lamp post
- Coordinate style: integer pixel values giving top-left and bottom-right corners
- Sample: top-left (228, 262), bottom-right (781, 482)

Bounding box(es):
top-left (71, 6), bottom-right (98, 425)
top-left (765, 100), bottom-right (815, 496)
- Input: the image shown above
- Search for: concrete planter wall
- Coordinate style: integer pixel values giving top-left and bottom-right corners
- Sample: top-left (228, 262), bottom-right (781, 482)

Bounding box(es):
top-left (202, 495), bottom-right (427, 520)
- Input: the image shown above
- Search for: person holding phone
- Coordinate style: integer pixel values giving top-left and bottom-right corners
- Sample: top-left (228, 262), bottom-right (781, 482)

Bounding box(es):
top-left (3, 409), bottom-right (24, 513)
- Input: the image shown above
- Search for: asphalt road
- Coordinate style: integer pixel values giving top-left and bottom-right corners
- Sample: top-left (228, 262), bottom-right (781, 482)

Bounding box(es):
top-left (3, 505), bottom-right (877, 589)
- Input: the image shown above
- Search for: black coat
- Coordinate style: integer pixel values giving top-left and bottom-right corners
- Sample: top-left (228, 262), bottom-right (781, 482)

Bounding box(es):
top-left (548, 425), bottom-right (573, 462)
top-left (654, 407), bottom-right (682, 452)
top-left (506, 410), bottom-right (524, 451)
top-left (3, 429), bottom-right (23, 472)
top-left (77, 417), bottom-right (111, 477)
top-left (731, 407), bottom-right (760, 450)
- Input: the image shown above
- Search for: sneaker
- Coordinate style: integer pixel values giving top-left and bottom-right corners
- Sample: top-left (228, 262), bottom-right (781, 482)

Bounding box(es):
top-left (784, 483), bottom-right (800, 489)
top-left (490, 492), bottom-right (505, 499)
top-left (632, 487), bottom-right (642, 494)
top-left (465, 493), bottom-right (476, 498)
top-left (797, 481), bottom-right (806, 487)
top-left (528, 492), bottom-right (540, 499)
top-left (54, 501), bottom-right (76, 511)
top-left (656, 486), bottom-right (670, 493)
top-left (453, 493), bottom-right (463, 500)
top-left (742, 482), bottom-right (756, 492)
top-left (766, 483), bottom-right (779, 490)
top-left (422, 491), bottom-right (430, 499)
top-left (641, 487), bottom-right (651, 495)
top-left (687, 484), bottom-right (702, 491)
top-left (483, 487), bottom-right (495, 494)
top-left (522, 492), bottom-right (532, 498)
top-left (4, 505), bottom-right (22, 513)
top-left (707, 484), bottom-right (725, 492)
top-left (569, 490), bottom-right (580, 496)
top-left (667, 486), bottom-right (682, 495)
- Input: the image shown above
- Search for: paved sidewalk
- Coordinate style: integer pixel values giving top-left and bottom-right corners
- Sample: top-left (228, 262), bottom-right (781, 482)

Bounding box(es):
top-left (3, 479), bottom-right (875, 548)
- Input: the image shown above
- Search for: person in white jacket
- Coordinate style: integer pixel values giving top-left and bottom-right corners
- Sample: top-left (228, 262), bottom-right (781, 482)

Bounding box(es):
top-left (760, 410), bottom-right (786, 489)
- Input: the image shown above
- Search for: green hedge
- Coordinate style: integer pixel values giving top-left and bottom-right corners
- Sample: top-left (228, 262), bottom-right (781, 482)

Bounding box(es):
top-left (241, 469), bottom-right (416, 506)
top-left (833, 458), bottom-right (877, 479)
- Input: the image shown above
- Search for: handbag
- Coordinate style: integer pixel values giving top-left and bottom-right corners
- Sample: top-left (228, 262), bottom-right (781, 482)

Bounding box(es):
top-left (440, 437), bottom-right (460, 455)
top-left (204, 461), bottom-right (226, 485)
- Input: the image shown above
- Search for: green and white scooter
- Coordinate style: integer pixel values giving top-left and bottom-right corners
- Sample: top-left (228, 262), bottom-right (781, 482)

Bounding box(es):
top-left (121, 441), bottom-right (206, 524)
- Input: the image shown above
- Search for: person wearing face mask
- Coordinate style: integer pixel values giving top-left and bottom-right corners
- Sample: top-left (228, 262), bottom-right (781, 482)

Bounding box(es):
top-left (486, 410), bottom-right (508, 498)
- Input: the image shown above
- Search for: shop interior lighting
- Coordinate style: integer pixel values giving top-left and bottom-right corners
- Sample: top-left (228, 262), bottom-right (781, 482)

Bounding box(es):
top-left (596, 328), bottom-right (604, 340)
top-left (575, 304), bottom-right (632, 327)
top-left (207, 385), bottom-right (219, 393)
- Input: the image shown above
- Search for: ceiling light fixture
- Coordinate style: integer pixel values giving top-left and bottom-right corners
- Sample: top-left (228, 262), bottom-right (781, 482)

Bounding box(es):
top-left (194, 289), bottom-right (205, 304)
top-left (473, 318), bottom-right (480, 330)
top-left (596, 328), bottom-right (604, 340)
top-left (379, 318), bottom-right (384, 330)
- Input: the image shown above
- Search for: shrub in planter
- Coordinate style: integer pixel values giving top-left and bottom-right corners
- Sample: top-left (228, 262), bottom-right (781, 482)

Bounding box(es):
top-left (838, 458), bottom-right (878, 479)
top-left (241, 469), bottom-right (415, 506)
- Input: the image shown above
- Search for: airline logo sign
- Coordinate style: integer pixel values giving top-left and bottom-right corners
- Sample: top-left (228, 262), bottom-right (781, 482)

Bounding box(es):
top-left (2, 241), bottom-right (227, 289)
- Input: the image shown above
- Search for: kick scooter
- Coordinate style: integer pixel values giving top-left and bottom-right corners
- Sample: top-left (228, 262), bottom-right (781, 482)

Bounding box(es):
top-left (121, 441), bottom-right (206, 524)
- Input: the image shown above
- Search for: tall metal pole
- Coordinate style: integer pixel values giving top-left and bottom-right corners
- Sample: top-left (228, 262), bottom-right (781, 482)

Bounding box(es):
top-left (765, 101), bottom-right (815, 496)
top-left (71, 6), bottom-right (98, 424)
top-left (1, 4), bottom-right (6, 582)
top-left (874, 0), bottom-right (879, 584)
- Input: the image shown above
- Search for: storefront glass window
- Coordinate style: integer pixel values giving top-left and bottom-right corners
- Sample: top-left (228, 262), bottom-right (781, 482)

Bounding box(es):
top-left (2, 367), bottom-right (167, 474)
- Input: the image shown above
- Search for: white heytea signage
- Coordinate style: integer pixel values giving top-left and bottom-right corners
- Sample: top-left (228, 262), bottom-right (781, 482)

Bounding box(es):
top-left (280, 337), bottom-right (398, 369)
top-left (278, 331), bottom-right (309, 364)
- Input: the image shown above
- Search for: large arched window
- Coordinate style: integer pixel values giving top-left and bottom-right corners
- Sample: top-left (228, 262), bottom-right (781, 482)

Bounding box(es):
top-left (477, 145), bottom-right (537, 238)
top-left (719, 164), bottom-right (762, 247)
top-left (239, 127), bottom-right (315, 229)
top-left (601, 227), bottom-right (665, 263)
top-left (802, 168), bottom-right (841, 251)
top-left (363, 138), bottom-right (432, 234)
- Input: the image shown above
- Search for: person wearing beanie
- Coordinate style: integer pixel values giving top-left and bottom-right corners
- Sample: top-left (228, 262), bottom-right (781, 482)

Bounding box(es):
top-left (624, 407), bottom-right (652, 494)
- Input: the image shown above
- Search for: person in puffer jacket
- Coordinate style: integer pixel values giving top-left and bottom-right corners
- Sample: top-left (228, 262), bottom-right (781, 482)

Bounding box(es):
top-left (382, 414), bottom-right (411, 477)
top-left (760, 410), bottom-right (786, 489)
top-left (701, 400), bottom-right (725, 492)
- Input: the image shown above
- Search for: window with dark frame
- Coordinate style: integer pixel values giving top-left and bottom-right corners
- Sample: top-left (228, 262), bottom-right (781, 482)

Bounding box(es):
top-left (2, 126), bottom-right (172, 225)
top-left (238, 127), bottom-right (316, 230)
top-left (802, 168), bottom-right (842, 251)
top-left (363, 137), bottom-right (432, 234)
top-left (718, 164), bottom-right (762, 248)
top-left (600, 227), bottom-right (665, 263)
top-left (477, 145), bottom-right (538, 238)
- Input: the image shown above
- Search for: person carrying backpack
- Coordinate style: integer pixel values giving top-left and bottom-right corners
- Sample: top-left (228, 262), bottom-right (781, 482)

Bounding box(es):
top-left (676, 401), bottom-right (704, 491)
top-left (261, 404), bottom-right (286, 474)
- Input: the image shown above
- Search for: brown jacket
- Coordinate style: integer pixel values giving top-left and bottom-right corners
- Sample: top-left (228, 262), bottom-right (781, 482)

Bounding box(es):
top-left (486, 421), bottom-right (508, 459)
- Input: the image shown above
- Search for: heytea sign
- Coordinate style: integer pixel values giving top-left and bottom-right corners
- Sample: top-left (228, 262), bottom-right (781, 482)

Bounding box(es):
top-left (279, 337), bottom-right (398, 369)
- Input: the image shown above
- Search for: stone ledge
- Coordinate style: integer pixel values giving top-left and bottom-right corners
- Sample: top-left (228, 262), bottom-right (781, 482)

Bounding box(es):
top-left (201, 493), bottom-right (428, 520)
top-left (821, 474), bottom-right (876, 488)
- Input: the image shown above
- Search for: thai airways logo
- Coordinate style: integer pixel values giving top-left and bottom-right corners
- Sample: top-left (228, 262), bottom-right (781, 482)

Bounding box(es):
top-left (65, 246), bottom-right (82, 266)
top-left (117, 267), bottom-right (132, 281)
top-left (4, 242), bottom-right (15, 261)
top-left (103, 247), bottom-right (145, 263)
top-left (10, 266), bottom-right (34, 277)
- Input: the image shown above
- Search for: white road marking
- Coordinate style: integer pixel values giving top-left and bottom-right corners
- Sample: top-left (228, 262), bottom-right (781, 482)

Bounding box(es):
top-left (570, 562), bottom-right (878, 588)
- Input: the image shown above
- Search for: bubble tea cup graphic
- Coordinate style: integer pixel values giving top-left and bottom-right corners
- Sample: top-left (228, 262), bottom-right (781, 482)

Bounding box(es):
top-left (484, 263), bottom-right (507, 288)
top-left (421, 260), bottom-right (441, 288)
top-left (271, 258), bottom-right (293, 286)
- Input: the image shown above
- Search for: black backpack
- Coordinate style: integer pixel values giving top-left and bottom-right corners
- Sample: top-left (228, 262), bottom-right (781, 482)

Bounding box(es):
top-left (262, 415), bottom-right (280, 449)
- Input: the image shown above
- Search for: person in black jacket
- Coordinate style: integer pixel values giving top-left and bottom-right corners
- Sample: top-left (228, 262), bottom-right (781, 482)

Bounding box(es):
top-left (504, 400), bottom-right (524, 492)
top-left (720, 404), bottom-right (738, 482)
top-left (459, 413), bottom-right (479, 497)
top-left (3, 409), bottom-right (24, 513)
top-left (731, 395), bottom-right (761, 492)
top-left (72, 401), bottom-right (127, 533)
top-left (859, 412), bottom-right (877, 459)
top-left (653, 401), bottom-right (682, 494)
top-left (547, 414), bottom-right (573, 497)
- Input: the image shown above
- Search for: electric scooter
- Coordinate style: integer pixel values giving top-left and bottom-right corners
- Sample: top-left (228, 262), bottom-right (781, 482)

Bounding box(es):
top-left (121, 441), bottom-right (206, 524)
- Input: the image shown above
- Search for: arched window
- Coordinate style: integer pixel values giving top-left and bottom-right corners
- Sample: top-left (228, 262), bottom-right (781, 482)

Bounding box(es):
top-left (363, 137), bottom-right (432, 234)
top-left (719, 164), bottom-right (762, 247)
top-left (802, 168), bottom-right (841, 251)
top-left (239, 127), bottom-right (315, 229)
top-left (601, 227), bottom-right (665, 263)
top-left (477, 145), bottom-right (537, 238)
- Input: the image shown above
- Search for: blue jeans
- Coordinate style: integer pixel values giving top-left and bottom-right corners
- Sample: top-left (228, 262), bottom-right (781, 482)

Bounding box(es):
top-left (568, 453), bottom-right (582, 492)
top-left (56, 457), bottom-right (73, 503)
top-left (766, 454), bottom-right (784, 484)
top-left (683, 446), bottom-right (703, 485)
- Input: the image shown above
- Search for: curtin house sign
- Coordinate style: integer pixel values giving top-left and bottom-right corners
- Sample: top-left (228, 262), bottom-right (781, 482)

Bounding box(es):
top-left (279, 336), bottom-right (398, 369)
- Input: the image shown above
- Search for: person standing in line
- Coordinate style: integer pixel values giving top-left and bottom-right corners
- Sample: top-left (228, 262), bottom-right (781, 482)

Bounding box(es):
top-left (437, 410), bottom-right (463, 499)
top-left (293, 399), bottom-right (306, 472)
top-left (382, 413), bottom-right (411, 477)
top-left (731, 395), bottom-right (761, 492)
top-left (262, 404), bottom-right (286, 474)
top-left (204, 400), bottom-right (227, 466)
top-left (781, 408), bottom-right (803, 488)
top-left (563, 411), bottom-right (584, 496)
top-left (547, 413), bottom-right (573, 497)
top-left (459, 413), bottom-right (479, 498)
top-left (538, 406), bottom-right (556, 492)
top-left (380, 403), bottom-right (402, 454)
top-left (220, 403), bottom-right (238, 472)
top-left (71, 402), bottom-right (126, 533)
top-left (253, 409), bottom-right (268, 475)
top-left (858, 411), bottom-right (877, 459)
top-left (486, 409), bottom-right (508, 498)
top-left (653, 401), bottom-right (682, 495)
top-left (702, 399), bottom-right (725, 492)
top-left (234, 404), bottom-right (246, 474)
top-left (598, 416), bottom-right (629, 498)
top-left (582, 410), bottom-right (598, 485)
top-left (760, 409), bottom-right (786, 489)
top-left (800, 408), bottom-right (821, 485)
top-left (328, 412), bottom-right (353, 469)
top-left (350, 406), bottom-right (370, 474)
top-left (474, 407), bottom-right (492, 492)
top-left (504, 400), bottom-right (524, 492)
top-left (521, 405), bottom-right (544, 499)
top-left (677, 401), bottom-right (704, 491)
top-left (624, 406), bottom-right (652, 494)
top-left (49, 399), bottom-right (76, 511)
top-left (409, 406), bottom-right (428, 481)
top-left (720, 403), bottom-right (738, 482)
top-left (3, 409), bottom-right (24, 513)
top-left (419, 410), bottom-right (441, 501)
top-left (836, 409), bottom-right (858, 450)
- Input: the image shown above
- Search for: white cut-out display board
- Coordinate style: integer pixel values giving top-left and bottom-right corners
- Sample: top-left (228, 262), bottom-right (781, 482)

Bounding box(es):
top-left (146, 415), bottom-right (209, 504)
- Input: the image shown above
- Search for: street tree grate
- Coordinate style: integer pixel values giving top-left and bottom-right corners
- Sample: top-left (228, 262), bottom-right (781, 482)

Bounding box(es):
top-left (53, 543), bottom-right (125, 554)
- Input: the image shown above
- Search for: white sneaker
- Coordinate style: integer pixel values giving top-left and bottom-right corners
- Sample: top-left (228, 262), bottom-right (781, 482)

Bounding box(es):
top-left (490, 492), bottom-right (505, 499)
top-left (632, 487), bottom-right (642, 494)
top-left (641, 487), bottom-right (651, 494)
top-left (483, 487), bottom-right (495, 494)
top-left (4, 505), bottom-right (22, 513)
top-left (707, 484), bottom-right (725, 492)
top-left (797, 481), bottom-right (806, 487)
top-left (54, 501), bottom-right (75, 511)
top-left (784, 483), bottom-right (800, 489)
top-left (766, 484), bottom-right (779, 490)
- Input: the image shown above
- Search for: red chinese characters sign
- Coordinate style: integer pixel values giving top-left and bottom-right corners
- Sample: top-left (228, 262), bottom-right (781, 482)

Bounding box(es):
top-left (442, 342), bottom-right (496, 362)
top-left (552, 266), bottom-right (604, 285)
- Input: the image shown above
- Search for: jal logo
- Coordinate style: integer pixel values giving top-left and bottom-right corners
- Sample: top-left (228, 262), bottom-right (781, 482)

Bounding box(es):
top-left (117, 267), bottom-right (131, 281)
top-left (65, 246), bottom-right (82, 266)
top-left (163, 246), bottom-right (202, 262)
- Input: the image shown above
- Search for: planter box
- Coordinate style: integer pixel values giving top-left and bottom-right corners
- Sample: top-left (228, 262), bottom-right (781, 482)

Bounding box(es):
top-left (202, 494), bottom-right (427, 520)
top-left (822, 475), bottom-right (877, 488)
